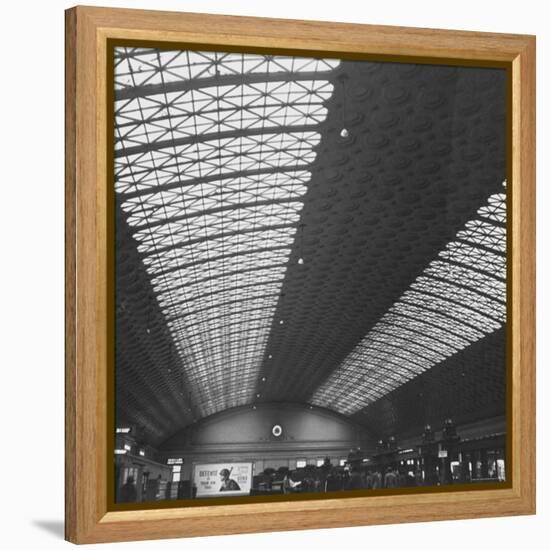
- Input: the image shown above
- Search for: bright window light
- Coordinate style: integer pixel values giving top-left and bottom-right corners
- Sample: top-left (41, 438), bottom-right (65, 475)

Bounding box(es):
top-left (312, 186), bottom-right (507, 414)
top-left (114, 48), bottom-right (339, 418)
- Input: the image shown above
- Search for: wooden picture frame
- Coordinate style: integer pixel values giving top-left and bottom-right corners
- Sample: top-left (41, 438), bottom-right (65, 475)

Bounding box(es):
top-left (65, 5), bottom-right (536, 544)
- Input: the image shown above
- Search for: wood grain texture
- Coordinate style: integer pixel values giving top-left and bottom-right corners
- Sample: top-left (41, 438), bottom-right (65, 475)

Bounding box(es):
top-left (65, 5), bottom-right (536, 544)
top-left (515, 36), bottom-right (536, 509)
top-left (64, 7), bottom-right (77, 543)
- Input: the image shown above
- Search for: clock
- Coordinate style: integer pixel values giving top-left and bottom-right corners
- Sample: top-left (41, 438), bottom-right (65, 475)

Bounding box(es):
top-left (271, 424), bottom-right (283, 437)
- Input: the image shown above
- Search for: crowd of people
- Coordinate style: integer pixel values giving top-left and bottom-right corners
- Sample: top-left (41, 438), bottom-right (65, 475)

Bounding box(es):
top-left (253, 459), bottom-right (420, 495)
top-left (117, 459), bottom-right (425, 503)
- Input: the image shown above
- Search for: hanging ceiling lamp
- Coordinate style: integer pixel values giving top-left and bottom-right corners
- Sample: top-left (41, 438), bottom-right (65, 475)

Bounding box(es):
top-left (339, 75), bottom-right (350, 140)
top-left (297, 223), bottom-right (306, 265)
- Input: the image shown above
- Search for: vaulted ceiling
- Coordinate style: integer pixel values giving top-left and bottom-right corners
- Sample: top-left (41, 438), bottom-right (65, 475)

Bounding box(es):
top-left (114, 47), bottom-right (507, 447)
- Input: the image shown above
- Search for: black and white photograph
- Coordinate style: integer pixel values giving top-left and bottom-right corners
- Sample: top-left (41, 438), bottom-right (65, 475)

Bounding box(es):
top-left (113, 45), bottom-right (508, 505)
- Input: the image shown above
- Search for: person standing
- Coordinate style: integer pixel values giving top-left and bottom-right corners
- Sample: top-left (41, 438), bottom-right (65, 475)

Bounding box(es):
top-left (119, 475), bottom-right (137, 502)
top-left (384, 466), bottom-right (398, 489)
top-left (365, 470), bottom-right (373, 489)
top-left (346, 465), bottom-right (364, 490)
top-left (372, 470), bottom-right (382, 489)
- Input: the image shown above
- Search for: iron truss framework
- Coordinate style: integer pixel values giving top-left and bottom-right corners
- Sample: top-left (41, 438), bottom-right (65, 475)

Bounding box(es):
top-left (114, 48), bottom-right (340, 417)
top-left (114, 47), bottom-right (507, 443)
top-left (311, 186), bottom-right (506, 414)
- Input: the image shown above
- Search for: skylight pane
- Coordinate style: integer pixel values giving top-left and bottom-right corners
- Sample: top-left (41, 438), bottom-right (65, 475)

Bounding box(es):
top-left (115, 81), bottom-right (333, 151)
top-left (311, 186), bottom-right (507, 414)
top-left (114, 48), bottom-right (340, 90)
top-left (114, 132), bottom-right (320, 195)
top-left (114, 48), bottom-right (339, 417)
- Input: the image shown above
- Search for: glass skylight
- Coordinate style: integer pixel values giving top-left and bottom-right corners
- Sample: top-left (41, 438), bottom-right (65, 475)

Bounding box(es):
top-left (311, 184), bottom-right (507, 415)
top-left (114, 47), bottom-right (339, 418)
